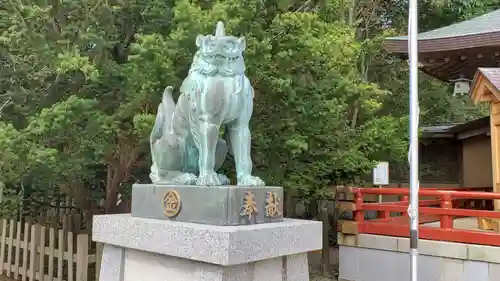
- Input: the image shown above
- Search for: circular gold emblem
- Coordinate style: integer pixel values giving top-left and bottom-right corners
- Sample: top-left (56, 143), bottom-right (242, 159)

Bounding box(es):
top-left (163, 190), bottom-right (181, 218)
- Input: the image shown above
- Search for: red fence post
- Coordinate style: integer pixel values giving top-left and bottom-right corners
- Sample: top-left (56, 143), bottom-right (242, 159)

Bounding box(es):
top-left (377, 194), bottom-right (390, 219)
top-left (440, 193), bottom-right (453, 229)
top-left (377, 209), bottom-right (390, 219)
top-left (354, 189), bottom-right (364, 225)
top-left (402, 196), bottom-right (409, 217)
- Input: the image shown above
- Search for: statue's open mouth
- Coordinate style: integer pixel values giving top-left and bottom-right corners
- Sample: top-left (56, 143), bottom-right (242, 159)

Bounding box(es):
top-left (209, 54), bottom-right (239, 61)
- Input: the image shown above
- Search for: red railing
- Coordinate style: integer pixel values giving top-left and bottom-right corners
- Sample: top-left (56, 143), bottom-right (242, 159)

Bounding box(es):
top-left (348, 187), bottom-right (500, 246)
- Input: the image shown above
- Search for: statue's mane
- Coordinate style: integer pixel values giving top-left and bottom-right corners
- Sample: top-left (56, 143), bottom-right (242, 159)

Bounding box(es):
top-left (188, 49), bottom-right (245, 77)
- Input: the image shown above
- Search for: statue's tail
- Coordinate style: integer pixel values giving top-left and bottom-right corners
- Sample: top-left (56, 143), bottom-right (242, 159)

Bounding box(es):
top-left (161, 86), bottom-right (176, 134)
top-left (150, 86), bottom-right (176, 182)
top-left (150, 86), bottom-right (175, 142)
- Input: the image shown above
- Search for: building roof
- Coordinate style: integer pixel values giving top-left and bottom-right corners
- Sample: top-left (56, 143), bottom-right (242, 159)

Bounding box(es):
top-left (421, 116), bottom-right (490, 139)
top-left (421, 124), bottom-right (457, 134)
top-left (449, 116), bottom-right (489, 134)
top-left (478, 68), bottom-right (500, 89)
top-left (470, 68), bottom-right (500, 104)
top-left (386, 9), bottom-right (500, 53)
top-left (385, 9), bottom-right (500, 81)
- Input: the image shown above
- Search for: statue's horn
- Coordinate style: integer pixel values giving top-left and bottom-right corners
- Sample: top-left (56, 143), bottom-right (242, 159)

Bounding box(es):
top-left (215, 21), bottom-right (225, 37)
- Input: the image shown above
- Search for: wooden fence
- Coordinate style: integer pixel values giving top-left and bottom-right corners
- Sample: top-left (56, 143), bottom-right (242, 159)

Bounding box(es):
top-left (30, 213), bottom-right (88, 234)
top-left (0, 219), bottom-right (102, 281)
top-left (27, 196), bottom-right (89, 234)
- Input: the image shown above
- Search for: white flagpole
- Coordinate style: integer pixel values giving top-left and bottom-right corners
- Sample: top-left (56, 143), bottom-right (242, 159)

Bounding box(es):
top-left (408, 0), bottom-right (420, 280)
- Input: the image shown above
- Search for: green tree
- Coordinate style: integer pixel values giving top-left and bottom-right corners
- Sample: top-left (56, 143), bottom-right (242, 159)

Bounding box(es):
top-left (0, 0), bottom-right (491, 219)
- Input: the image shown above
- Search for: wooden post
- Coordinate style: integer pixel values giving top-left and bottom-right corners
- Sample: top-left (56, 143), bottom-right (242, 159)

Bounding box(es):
top-left (68, 231), bottom-right (74, 281)
top-left (28, 224), bottom-right (37, 281)
top-left (57, 229), bottom-right (65, 280)
top-left (490, 102), bottom-right (500, 210)
top-left (48, 227), bottom-right (55, 280)
top-left (21, 222), bottom-right (30, 280)
top-left (320, 207), bottom-right (330, 277)
top-left (6, 219), bottom-right (14, 277)
top-left (13, 221), bottom-right (21, 279)
top-left (76, 234), bottom-right (89, 281)
top-left (39, 225), bottom-right (46, 281)
top-left (0, 219), bottom-right (7, 276)
top-left (469, 70), bottom-right (500, 231)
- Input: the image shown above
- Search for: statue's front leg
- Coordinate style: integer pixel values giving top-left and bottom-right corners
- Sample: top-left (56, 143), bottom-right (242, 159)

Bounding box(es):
top-left (194, 115), bottom-right (225, 186)
top-left (227, 122), bottom-right (265, 187)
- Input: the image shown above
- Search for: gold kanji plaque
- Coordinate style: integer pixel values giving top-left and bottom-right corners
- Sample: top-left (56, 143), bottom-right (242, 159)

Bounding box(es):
top-left (265, 192), bottom-right (281, 218)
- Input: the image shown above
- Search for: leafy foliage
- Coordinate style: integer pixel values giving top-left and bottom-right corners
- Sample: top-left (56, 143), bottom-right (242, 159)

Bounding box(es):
top-left (0, 0), bottom-right (491, 215)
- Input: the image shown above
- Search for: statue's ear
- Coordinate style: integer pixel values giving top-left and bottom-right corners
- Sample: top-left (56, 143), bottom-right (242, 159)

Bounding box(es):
top-left (237, 36), bottom-right (246, 51)
top-left (196, 35), bottom-right (204, 47)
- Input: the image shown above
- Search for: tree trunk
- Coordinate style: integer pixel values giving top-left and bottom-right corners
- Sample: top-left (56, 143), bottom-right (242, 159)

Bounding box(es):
top-left (307, 199), bottom-right (319, 219)
top-left (0, 181), bottom-right (4, 203)
top-left (104, 164), bottom-right (122, 214)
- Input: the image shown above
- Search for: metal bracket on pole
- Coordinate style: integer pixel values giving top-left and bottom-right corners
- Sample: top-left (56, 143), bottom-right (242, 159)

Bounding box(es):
top-left (407, 204), bottom-right (417, 219)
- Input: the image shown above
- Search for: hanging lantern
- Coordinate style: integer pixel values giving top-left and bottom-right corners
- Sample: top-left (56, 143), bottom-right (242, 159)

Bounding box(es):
top-left (451, 77), bottom-right (472, 96)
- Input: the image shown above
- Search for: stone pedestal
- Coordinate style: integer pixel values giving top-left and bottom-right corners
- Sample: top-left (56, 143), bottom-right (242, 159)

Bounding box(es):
top-left (93, 214), bottom-right (322, 281)
top-left (131, 184), bottom-right (284, 225)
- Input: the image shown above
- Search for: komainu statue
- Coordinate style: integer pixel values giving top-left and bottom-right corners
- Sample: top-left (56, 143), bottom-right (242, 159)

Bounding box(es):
top-left (149, 22), bottom-right (265, 187)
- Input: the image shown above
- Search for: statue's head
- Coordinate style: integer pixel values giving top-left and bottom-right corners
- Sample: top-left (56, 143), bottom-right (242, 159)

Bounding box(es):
top-left (195, 22), bottom-right (246, 66)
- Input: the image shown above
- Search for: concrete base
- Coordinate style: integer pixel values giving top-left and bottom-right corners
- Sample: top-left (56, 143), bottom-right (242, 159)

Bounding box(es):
top-left (131, 184), bottom-right (284, 225)
top-left (93, 214), bottom-right (322, 281)
top-left (339, 233), bottom-right (500, 281)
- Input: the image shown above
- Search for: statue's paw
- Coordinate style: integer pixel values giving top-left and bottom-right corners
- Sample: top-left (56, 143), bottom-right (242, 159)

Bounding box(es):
top-left (237, 175), bottom-right (265, 187)
top-left (217, 173), bottom-right (230, 185)
top-left (196, 173), bottom-right (224, 186)
top-left (173, 173), bottom-right (198, 185)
